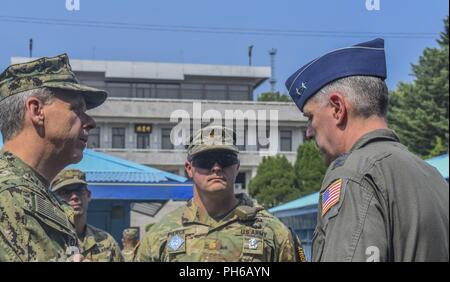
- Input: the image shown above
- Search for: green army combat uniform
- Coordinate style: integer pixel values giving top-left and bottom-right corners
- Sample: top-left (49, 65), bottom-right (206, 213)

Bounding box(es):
top-left (79, 224), bottom-right (123, 262)
top-left (51, 169), bottom-right (123, 262)
top-left (137, 192), bottom-right (305, 262)
top-left (122, 244), bottom-right (139, 262)
top-left (121, 228), bottom-right (140, 262)
top-left (0, 152), bottom-right (78, 261)
top-left (136, 125), bottom-right (306, 262)
top-left (312, 129), bottom-right (449, 262)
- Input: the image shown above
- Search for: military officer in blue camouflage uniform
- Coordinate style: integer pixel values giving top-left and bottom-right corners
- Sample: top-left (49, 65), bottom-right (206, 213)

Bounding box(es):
top-left (0, 54), bottom-right (107, 261)
top-left (285, 38), bottom-right (449, 261)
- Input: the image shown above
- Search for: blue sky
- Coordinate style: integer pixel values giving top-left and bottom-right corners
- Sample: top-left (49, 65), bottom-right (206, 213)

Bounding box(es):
top-left (0, 0), bottom-right (448, 97)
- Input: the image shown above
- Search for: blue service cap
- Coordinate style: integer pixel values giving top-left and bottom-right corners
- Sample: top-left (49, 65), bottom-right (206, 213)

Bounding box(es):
top-left (285, 38), bottom-right (387, 111)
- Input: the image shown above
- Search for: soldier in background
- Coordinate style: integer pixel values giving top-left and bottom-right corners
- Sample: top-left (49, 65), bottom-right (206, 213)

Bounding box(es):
top-left (285, 38), bottom-right (449, 261)
top-left (136, 126), bottom-right (306, 262)
top-left (121, 228), bottom-right (140, 262)
top-left (51, 169), bottom-right (123, 262)
top-left (0, 54), bottom-right (107, 261)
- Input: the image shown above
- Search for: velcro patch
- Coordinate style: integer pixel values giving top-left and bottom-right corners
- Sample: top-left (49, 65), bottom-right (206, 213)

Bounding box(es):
top-left (321, 179), bottom-right (342, 216)
top-left (242, 236), bottom-right (264, 255)
top-left (33, 193), bottom-right (70, 230)
top-left (167, 231), bottom-right (186, 254)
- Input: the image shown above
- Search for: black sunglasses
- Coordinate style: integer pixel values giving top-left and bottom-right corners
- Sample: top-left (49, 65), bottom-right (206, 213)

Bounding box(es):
top-left (191, 152), bottom-right (239, 170)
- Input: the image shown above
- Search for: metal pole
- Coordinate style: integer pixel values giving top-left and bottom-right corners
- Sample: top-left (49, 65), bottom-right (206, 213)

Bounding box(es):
top-left (29, 38), bottom-right (33, 58)
top-left (248, 45), bottom-right (254, 66)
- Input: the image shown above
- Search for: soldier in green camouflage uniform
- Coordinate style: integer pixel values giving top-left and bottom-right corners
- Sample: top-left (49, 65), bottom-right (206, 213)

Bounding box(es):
top-left (136, 126), bottom-right (306, 262)
top-left (0, 54), bottom-right (107, 261)
top-left (51, 169), bottom-right (123, 262)
top-left (121, 228), bottom-right (140, 262)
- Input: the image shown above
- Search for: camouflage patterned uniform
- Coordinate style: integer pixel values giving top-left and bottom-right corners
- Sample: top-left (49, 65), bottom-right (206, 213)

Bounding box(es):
top-left (0, 151), bottom-right (78, 261)
top-left (51, 169), bottom-right (123, 262)
top-left (136, 193), bottom-right (304, 262)
top-left (0, 55), bottom-right (107, 262)
top-left (136, 126), bottom-right (306, 262)
top-left (121, 228), bottom-right (140, 262)
top-left (80, 224), bottom-right (123, 262)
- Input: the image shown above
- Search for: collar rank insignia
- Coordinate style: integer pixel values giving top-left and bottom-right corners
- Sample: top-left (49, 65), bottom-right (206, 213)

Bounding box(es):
top-left (168, 234), bottom-right (185, 252)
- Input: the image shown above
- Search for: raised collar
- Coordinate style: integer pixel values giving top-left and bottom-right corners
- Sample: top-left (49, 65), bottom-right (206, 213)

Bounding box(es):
top-left (349, 129), bottom-right (400, 153)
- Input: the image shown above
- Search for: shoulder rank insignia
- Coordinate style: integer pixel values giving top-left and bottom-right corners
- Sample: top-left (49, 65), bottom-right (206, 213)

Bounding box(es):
top-left (332, 153), bottom-right (348, 170)
top-left (321, 179), bottom-right (342, 216)
top-left (167, 233), bottom-right (185, 252)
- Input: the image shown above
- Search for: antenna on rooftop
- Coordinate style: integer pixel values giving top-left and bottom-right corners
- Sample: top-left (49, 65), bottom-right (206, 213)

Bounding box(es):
top-left (248, 45), bottom-right (254, 66)
top-left (29, 38), bottom-right (33, 58)
top-left (269, 48), bottom-right (277, 93)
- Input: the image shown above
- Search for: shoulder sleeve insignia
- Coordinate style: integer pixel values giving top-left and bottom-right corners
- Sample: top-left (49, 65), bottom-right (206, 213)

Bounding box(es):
top-left (321, 179), bottom-right (342, 217)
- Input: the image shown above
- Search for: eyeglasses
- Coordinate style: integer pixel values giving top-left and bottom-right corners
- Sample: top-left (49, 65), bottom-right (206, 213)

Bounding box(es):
top-left (57, 188), bottom-right (88, 198)
top-left (191, 152), bottom-right (239, 170)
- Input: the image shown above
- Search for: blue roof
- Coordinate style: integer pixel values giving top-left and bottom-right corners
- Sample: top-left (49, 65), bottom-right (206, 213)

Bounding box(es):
top-left (268, 192), bottom-right (319, 213)
top-left (67, 149), bottom-right (187, 183)
top-left (89, 183), bottom-right (193, 200)
top-left (426, 153), bottom-right (449, 179)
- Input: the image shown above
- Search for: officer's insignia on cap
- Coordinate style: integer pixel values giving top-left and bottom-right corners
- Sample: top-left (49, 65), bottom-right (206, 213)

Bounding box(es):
top-left (285, 38), bottom-right (387, 111)
top-left (321, 179), bottom-right (342, 216)
top-left (168, 234), bottom-right (185, 252)
top-left (296, 82), bottom-right (307, 96)
top-left (248, 238), bottom-right (259, 250)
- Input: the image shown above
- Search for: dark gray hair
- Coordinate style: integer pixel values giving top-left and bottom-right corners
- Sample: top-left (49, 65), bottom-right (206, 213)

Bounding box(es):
top-left (312, 76), bottom-right (389, 118)
top-left (0, 88), bottom-right (54, 141)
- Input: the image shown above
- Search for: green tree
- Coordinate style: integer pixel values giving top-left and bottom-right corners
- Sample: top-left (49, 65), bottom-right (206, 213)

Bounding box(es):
top-left (389, 16), bottom-right (449, 158)
top-left (293, 141), bottom-right (327, 196)
top-left (248, 155), bottom-right (299, 208)
top-left (257, 91), bottom-right (291, 102)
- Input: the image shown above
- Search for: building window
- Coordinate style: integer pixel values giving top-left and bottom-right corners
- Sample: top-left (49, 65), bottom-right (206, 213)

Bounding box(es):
top-left (181, 84), bottom-right (203, 100)
top-left (235, 172), bottom-right (246, 189)
top-left (161, 128), bottom-right (174, 150)
top-left (87, 127), bottom-right (100, 148)
top-left (112, 127), bottom-right (126, 148)
top-left (156, 84), bottom-right (179, 99)
top-left (257, 127), bottom-right (270, 151)
top-left (280, 130), bottom-right (292, 152)
top-left (106, 82), bottom-right (132, 98)
top-left (229, 85), bottom-right (249, 101)
top-left (205, 84), bottom-right (227, 100)
top-left (137, 133), bottom-right (150, 149)
top-left (235, 127), bottom-right (246, 151)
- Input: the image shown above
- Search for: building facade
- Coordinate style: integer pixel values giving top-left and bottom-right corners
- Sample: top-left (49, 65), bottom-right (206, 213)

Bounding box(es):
top-left (12, 57), bottom-right (308, 192)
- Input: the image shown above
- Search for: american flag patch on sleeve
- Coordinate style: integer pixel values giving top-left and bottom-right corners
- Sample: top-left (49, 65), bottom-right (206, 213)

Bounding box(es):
top-left (321, 179), bottom-right (342, 216)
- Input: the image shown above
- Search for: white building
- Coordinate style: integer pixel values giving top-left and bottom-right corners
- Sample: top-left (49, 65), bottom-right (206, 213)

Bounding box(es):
top-left (12, 57), bottom-right (308, 193)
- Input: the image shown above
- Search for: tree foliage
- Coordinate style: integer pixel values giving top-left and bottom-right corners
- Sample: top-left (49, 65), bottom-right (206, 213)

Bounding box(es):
top-left (248, 155), bottom-right (299, 208)
top-left (389, 16), bottom-right (449, 158)
top-left (257, 91), bottom-right (291, 102)
top-left (293, 141), bottom-right (327, 197)
top-left (248, 142), bottom-right (326, 208)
